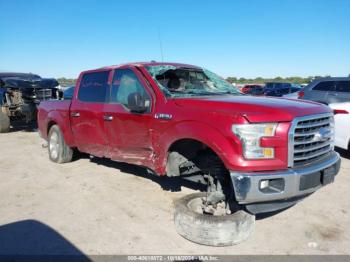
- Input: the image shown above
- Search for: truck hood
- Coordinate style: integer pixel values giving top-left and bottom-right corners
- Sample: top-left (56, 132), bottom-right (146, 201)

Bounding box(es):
top-left (173, 95), bottom-right (332, 123)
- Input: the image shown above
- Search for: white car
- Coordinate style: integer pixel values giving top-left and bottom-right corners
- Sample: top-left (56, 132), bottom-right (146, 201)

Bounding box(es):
top-left (329, 102), bottom-right (350, 151)
top-left (282, 92), bottom-right (299, 99)
top-left (282, 87), bottom-right (304, 99)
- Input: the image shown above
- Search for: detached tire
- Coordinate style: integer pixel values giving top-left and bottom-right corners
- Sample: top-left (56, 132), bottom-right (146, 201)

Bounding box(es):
top-left (0, 111), bottom-right (10, 133)
top-left (48, 125), bottom-right (73, 163)
top-left (174, 192), bottom-right (255, 246)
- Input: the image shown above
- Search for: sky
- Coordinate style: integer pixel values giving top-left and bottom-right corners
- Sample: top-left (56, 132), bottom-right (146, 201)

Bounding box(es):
top-left (1, 0), bottom-right (350, 79)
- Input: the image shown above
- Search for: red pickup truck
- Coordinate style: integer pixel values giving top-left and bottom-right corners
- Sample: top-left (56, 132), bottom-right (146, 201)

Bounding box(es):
top-left (37, 62), bottom-right (341, 215)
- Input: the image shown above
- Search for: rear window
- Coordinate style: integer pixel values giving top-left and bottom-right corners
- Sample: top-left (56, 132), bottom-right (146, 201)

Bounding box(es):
top-left (78, 71), bottom-right (110, 103)
top-left (335, 81), bottom-right (350, 93)
top-left (313, 81), bottom-right (335, 91)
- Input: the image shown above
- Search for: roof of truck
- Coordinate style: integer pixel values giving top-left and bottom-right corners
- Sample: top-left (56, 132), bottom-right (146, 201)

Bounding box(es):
top-left (99, 61), bottom-right (202, 70)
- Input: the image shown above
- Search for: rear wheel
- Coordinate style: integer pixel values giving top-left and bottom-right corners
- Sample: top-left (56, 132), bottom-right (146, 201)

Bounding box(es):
top-left (48, 125), bottom-right (73, 163)
top-left (0, 111), bottom-right (10, 133)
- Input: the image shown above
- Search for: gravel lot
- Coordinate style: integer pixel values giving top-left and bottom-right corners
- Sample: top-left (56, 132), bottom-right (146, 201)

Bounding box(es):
top-left (0, 128), bottom-right (349, 255)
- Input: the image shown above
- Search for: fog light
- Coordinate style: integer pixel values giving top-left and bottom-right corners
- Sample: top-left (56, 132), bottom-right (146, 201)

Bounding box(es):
top-left (259, 178), bottom-right (285, 194)
top-left (260, 180), bottom-right (269, 189)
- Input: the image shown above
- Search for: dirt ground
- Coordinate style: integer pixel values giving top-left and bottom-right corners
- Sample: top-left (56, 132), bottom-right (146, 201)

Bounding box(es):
top-left (0, 129), bottom-right (349, 255)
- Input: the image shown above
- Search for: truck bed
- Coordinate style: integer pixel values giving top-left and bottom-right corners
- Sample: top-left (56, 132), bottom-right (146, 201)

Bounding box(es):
top-left (37, 100), bottom-right (72, 141)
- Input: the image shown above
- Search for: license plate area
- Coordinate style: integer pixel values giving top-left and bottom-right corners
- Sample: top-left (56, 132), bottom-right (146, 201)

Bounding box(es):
top-left (321, 165), bottom-right (336, 185)
top-left (299, 163), bottom-right (338, 190)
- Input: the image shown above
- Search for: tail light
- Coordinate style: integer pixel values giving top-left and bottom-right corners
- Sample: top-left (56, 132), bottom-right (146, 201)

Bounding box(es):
top-left (333, 109), bottom-right (349, 115)
top-left (298, 90), bottom-right (304, 99)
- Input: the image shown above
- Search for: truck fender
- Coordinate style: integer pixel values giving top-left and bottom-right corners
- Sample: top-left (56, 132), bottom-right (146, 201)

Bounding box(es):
top-left (154, 121), bottom-right (241, 175)
top-left (46, 111), bottom-right (75, 147)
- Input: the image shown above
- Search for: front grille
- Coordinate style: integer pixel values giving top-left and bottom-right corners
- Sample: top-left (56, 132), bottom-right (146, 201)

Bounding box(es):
top-left (289, 114), bottom-right (334, 167)
top-left (35, 89), bottom-right (53, 101)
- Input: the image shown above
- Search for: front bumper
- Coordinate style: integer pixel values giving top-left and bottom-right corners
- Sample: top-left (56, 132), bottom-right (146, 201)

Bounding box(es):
top-left (230, 151), bottom-right (341, 206)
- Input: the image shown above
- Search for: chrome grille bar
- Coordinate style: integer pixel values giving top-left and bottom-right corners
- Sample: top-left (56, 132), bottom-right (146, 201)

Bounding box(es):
top-left (36, 89), bottom-right (53, 101)
top-left (288, 113), bottom-right (334, 167)
top-left (296, 120), bottom-right (331, 128)
top-left (293, 146), bottom-right (331, 161)
top-left (294, 140), bottom-right (331, 153)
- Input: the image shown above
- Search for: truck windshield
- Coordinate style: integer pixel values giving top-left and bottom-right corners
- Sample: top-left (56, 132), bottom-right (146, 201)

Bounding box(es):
top-left (146, 65), bottom-right (240, 97)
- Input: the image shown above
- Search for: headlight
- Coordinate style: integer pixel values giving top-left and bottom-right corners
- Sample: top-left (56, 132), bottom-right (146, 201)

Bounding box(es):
top-left (232, 123), bottom-right (277, 159)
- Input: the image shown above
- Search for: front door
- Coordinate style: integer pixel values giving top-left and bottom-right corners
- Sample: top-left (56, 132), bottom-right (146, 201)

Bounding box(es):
top-left (104, 67), bottom-right (155, 167)
top-left (70, 70), bottom-right (111, 157)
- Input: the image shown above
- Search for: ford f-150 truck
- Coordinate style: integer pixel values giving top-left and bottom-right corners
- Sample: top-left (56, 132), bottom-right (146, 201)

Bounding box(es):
top-left (37, 62), bottom-right (341, 215)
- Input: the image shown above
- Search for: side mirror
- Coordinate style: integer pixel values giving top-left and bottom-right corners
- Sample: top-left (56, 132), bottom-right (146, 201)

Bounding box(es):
top-left (127, 92), bottom-right (147, 113)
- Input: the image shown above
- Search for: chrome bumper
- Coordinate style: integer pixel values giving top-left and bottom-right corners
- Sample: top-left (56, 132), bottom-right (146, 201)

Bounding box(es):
top-left (230, 151), bottom-right (341, 204)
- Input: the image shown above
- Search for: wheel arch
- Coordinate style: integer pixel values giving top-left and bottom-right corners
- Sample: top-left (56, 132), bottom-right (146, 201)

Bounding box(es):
top-left (154, 121), bottom-right (240, 175)
top-left (47, 120), bottom-right (57, 135)
top-left (46, 111), bottom-right (75, 146)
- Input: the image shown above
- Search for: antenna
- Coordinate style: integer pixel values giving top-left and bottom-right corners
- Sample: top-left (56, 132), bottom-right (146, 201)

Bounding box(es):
top-left (158, 28), bottom-right (164, 62)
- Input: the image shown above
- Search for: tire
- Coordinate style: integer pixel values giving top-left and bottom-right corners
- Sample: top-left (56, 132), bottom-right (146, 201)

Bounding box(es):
top-left (174, 192), bottom-right (255, 246)
top-left (48, 125), bottom-right (73, 163)
top-left (0, 111), bottom-right (10, 133)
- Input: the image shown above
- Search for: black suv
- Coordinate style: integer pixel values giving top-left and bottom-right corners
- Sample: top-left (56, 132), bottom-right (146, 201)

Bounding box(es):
top-left (264, 82), bottom-right (301, 97)
top-left (0, 72), bottom-right (61, 132)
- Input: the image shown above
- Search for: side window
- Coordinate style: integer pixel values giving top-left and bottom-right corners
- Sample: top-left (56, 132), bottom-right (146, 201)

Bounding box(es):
top-left (335, 81), bottom-right (350, 93)
top-left (313, 81), bottom-right (335, 91)
top-left (110, 69), bottom-right (151, 111)
top-left (78, 71), bottom-right (110, 103)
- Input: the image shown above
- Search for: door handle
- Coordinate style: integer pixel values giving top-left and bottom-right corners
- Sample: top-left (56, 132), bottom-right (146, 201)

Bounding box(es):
top-left (103, 115), bottom-right (114, 121)
top-left (71, 112), bottom-right (80, 117)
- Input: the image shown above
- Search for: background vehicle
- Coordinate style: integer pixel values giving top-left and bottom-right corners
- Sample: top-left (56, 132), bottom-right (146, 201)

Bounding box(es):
top-left (329, 102), bottom-right (350, 152)
top-left (62, 86), bottom-right (75, 100)
top-left (241, 84), bottom-right (264, 95)
top-left (301, 77), bottom-right (350, 104)
top-left (283, 87), bottom-right (304, 99)
top-left (0, 72), bottom-right (61, 132)
top-left (264, 82), bottom-right (301, 97)
top-left (249, 86), bottom-right (265, 96)
top-left (37, 62), bottom-right (340, 219)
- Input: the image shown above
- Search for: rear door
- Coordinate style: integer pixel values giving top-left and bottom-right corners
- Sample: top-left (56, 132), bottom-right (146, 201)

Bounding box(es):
top-left (333, 80), bottom-right (350, 103)
top-left (103, 67), bottom-right (155, 166)
top-left (70, 70), bottom-right (111, 157)
top-left (309, 81), bottom-right (336, 104)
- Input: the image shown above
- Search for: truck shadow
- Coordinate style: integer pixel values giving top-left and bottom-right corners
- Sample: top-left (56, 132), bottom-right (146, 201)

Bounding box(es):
top-left (255, 206), bottom-right (294, 220)
top-left (9, 120), bottom-right (37, 133)
top-left (0, 219), bottom-right (89, 258)
top-left (89, 157), bottom-right (206, 193)
top-left (89, 157), bottom-right (295, 219)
